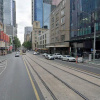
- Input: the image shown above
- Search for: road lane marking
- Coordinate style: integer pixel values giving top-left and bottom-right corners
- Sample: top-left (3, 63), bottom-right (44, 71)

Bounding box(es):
top-left (0, 60), bottom-right (7, 75)
top-left (22, 56), bottom-right (40, 100)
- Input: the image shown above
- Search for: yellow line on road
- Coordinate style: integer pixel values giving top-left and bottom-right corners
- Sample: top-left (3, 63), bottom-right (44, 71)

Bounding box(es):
top-left (22, 56), bottom-right (40, 100)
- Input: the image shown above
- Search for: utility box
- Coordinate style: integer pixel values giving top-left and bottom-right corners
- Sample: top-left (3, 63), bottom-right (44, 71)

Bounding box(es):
top-left (77, 57), bottom-right (83, 63)
top-left (89, 54), bottom-right (92, 61)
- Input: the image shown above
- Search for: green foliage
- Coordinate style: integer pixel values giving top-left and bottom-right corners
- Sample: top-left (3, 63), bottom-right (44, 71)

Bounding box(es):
top-left (13, 37), bottom-right (21, 50)
top-left (22, 41), bottom-right (32, 50)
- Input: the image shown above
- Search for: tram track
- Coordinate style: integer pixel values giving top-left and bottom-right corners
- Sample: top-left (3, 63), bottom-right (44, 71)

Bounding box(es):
top-left (27, 54), bottom-right (100, 88)
top-left (24, 55), bottom-right (89, 100)
top-left (31, 54), bottom-right (100, 79)
top-left (23, 56), bottom-right (58, 100)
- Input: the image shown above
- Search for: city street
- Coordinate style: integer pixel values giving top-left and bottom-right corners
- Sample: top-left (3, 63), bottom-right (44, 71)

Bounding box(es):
top-left (0, 52), bottom-right (100, 100)
top-left (0, 52), bottom-right (44, 100)
top-left (24, 52), bottom-right (100, 100)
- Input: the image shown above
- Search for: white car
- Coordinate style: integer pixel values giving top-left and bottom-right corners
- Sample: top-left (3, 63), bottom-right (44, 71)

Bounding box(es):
top-left (67, 56), bottom-right (76, 62)
top-left (59, 55), bottom-right (64, 59)
top-left (53, 53), bottom-right (61, 59)
top-left (42, 53), bottom-right (47, 56)
top-left (47, 54), bottom-right (55, 60)
top-left (15, 53), bottom-right (20, 57)
top-left (33, 52), bottom-right (37, 55)
top-left (45, 54), bottom-right (49, 59)
top-left (62, 55), bottom-right (71, 61)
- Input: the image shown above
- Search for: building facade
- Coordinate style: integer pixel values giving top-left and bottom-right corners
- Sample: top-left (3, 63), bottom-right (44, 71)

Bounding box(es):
top-left (43, 2), bottom-right (51, 29)
top-left (48, 0), bottom-right (70, 54)
top-left (70, 0), bottom-right (100, 56)
top-left (31, 0), bottom-right (43, 27)
top-left (31, 0), bottom-right (55, 28)
top-left (13, 0), bottom-right (16, 27)
top-left (24, 27), bottom-right (32, 42)
top-left (32, 21), bottom-right (48, 50)
top-left (3, 0), bottom-right (13, 25)
top-left (0, 0), bottom-right (3, 24)
top-left (38, 30), bottom-right (50, 52)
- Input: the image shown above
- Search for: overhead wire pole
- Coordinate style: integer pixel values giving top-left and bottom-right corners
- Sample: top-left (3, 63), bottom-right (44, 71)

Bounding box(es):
top-left (93, 16), bottom-right (96, 61)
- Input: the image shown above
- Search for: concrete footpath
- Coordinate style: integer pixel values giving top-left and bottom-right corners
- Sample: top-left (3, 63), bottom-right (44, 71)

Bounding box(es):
top-left (84, 58), bottom-right (100, 66)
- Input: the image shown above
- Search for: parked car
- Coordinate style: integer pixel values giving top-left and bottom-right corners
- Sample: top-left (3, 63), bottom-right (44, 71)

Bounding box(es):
top-left (33, 52), bottom-right (37, 55)
top-left (62, 55), bottom-right (76, 62)
top-left (67, 56), bottom-right (76, 62)
top-left (59, 55), bottom-right (64, 59)
top-left (15, 52), bottom-right (20, 57)
top-left (53, 53), bottom-right (61, 59)
top-left (62, 55), bottom-right (71, 61)
top-left (45, 54), bottom-right (49, 59)
top-left (37, 52), bottom-right (40, 55)
top-left (42, 53), bottom-right (47, 56)
top-left (47, 54), bottom-right (55, 60)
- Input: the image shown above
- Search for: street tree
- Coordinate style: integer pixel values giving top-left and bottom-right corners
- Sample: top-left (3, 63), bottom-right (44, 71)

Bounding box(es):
top-left (13, 37), bottom-right (21, 51)
top-left (22, 41), bottom-right (32, 50)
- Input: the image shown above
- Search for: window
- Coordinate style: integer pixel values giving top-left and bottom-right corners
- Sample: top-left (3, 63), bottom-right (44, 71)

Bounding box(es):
top-left (61, 35), bottom-right (65, 41)
top-left (39, 31), bottom-right (41, 33)
top-left (61, 16), bottom-right (65, 24)
top-left (52, 17), bottom-right (54, 22)
top-left (96, 23), bottom-right (99, 31)
top-left (56, 21), bottom-right (59, 27)
top-left (43, 35), bottom-right (44, 39)
top-left (61, 9), bottom-right (65, 16)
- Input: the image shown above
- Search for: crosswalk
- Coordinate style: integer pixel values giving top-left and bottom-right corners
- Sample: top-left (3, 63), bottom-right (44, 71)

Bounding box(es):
top-left (0, 60), bottom-right (7, 75)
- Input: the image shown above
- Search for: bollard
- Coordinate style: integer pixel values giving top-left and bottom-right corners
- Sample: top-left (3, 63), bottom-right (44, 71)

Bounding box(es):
top-left (76, 56), bottom-right (78, 63)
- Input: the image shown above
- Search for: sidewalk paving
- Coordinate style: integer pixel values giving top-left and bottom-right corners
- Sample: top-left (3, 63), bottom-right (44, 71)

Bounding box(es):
top-left (84, 58), bottom-right (100, 66)
top-left (0, 55), bottom-right (7, 62)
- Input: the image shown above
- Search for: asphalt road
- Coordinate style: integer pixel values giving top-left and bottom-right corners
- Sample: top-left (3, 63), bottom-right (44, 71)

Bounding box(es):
top-left (0, 52), bottom-right (44, 100)
top-left (29, 51), bottom-right (100, 75)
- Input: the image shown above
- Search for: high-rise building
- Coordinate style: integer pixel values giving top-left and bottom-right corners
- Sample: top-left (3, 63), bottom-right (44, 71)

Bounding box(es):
top-left (48, 0), bottom-right (70, 54)
top-left (24, 27), bottom-right (32, 42)
top-left (13, 0), bottom-right (16, 27)
top-left (31, 0), bottom-right (55, 28)
top-left (0, 0), bottom-right (3, 24)
top-left (43, 2), bottom-right (51, 29)
top-left (3, 0), bottom-right (13, 25)
top-left (70, 0), bottom-right (100, 55)
top-left (31, 0), bottom-right (43, 27)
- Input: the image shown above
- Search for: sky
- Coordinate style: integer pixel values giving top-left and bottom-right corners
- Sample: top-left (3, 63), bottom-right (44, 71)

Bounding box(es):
top-left (16, 0), bottom-right (31, 44)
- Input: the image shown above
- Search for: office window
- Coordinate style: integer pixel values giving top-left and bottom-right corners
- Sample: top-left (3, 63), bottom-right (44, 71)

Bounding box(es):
top-left (61, 9), bottom-right (65, 16)
top-left (61, 16), bottom-right (65, 24)
top-left (61, 35), bottom-right (65, 41)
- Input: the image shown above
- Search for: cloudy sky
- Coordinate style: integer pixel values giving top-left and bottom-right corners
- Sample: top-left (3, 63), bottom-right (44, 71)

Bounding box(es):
top-left (16, 0), bottom-right (31, 44)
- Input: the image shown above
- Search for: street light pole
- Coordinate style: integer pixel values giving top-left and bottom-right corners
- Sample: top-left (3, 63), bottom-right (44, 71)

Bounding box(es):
top-left (81, 11), bottom-right (96, 61)
top-left (93, 22), bottom-right (96, 61)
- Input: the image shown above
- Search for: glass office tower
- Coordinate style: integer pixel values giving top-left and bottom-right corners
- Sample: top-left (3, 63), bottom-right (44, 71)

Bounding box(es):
top-left (43, 2), bottom-right (51, 29)
top-left (32, 0), bottom-right (43, 27)
top-left (3, 0), bottom-right (13, 25)
top-left (32, 0), bottom-right (54, 28)
top-left (70, 0), bottom-right (100, 53)
top-left (0, 0), bottom-right (3, 23)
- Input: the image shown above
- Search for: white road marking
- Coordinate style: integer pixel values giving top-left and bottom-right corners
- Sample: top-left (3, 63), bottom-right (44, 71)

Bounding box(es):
top-left (0, 60), bottom-right (7, 75)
